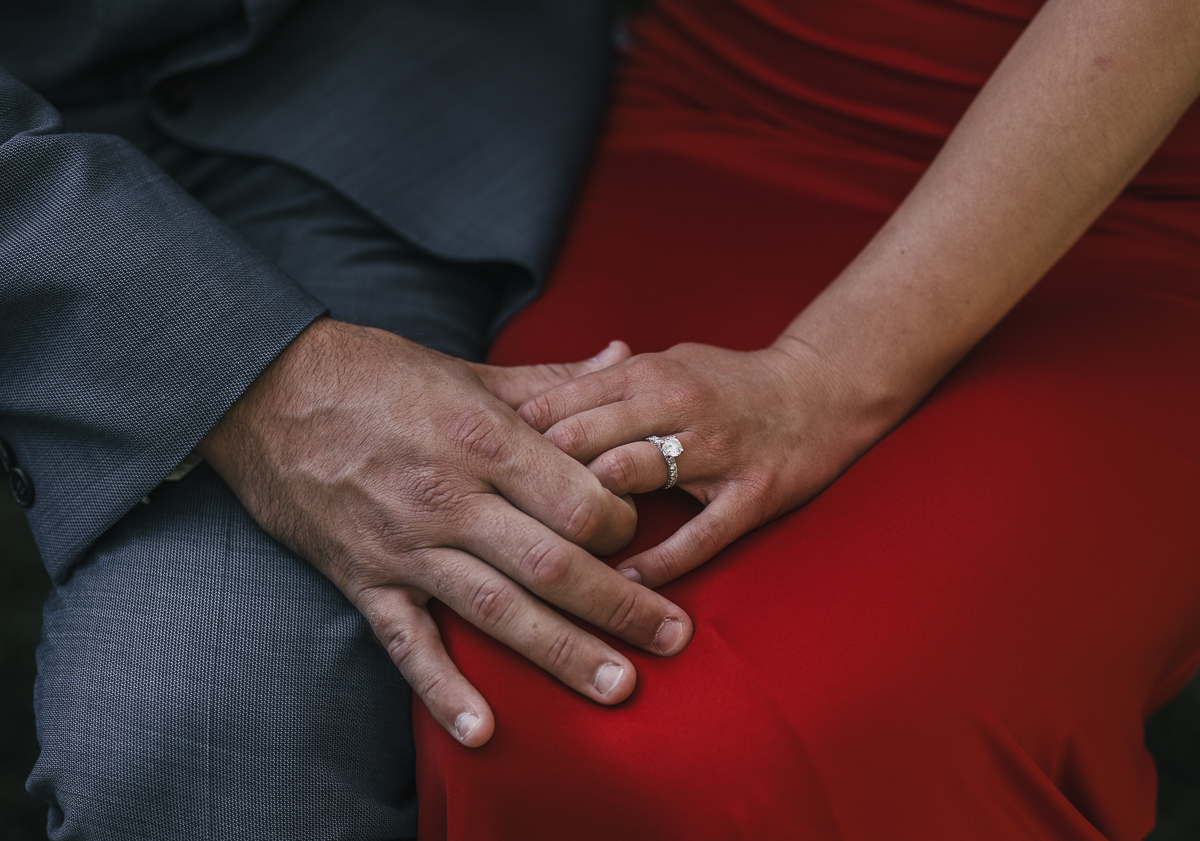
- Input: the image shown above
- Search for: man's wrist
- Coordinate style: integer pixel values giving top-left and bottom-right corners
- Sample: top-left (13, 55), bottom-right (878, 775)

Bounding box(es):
top-left (196, 315), bottom-right (334, 476)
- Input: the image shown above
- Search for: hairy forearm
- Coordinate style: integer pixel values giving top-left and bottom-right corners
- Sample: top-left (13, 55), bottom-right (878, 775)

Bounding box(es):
top-left (778, 0), bottom-right (1200, 427)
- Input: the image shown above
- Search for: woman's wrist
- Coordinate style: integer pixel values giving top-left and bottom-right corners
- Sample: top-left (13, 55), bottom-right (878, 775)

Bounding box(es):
top-left (770, 316), bottom-right (929, 448)
top-left (759, 330), bottom-right (909, 482)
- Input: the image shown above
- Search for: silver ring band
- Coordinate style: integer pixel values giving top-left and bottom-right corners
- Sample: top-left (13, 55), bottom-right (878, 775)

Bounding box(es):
top-left (645, 435), bottom-right (683, 490)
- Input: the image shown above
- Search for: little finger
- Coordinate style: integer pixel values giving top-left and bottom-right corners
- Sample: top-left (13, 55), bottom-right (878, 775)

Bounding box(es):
top-left (354, 584), bottom-right (495, 747)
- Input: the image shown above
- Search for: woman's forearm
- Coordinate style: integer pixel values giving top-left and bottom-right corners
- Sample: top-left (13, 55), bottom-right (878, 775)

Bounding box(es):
top-left (778, 0), bottom-right (1200, 428)
top-left (516, 0), bottom-right (1200, 583)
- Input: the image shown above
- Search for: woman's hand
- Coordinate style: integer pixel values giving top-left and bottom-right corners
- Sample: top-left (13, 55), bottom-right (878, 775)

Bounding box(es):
top-left (485, 0), bottom-right (1200, 595)
top-left (464, 340), bottom-right (631, 409)
top-left (517, 340), bottom-right (897, 588)
top-left (506, 0), bottom-right (1200, 594)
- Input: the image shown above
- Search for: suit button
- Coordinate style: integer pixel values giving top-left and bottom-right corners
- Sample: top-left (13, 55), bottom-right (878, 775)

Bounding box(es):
top-left (0, 438), bottom-right (12, 473)
top-left (153, 78), bottom-right (192, 115)
top-left (10, 466), bottom-right (34, 508)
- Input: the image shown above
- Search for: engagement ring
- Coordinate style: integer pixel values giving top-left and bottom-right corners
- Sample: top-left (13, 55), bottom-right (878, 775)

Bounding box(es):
top-left (646, 435), bottom-right (684, 490)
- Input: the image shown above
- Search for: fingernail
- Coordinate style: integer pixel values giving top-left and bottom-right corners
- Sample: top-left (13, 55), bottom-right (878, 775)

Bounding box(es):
top-left (618, 566), bottom-right (642, 584)
top-left (589, 341), bottom-right (620, 364)
top-left (454, 712), bottom-right (480, 741)
top-left (594, 662), bottom-right (625, 697)
top-left (654, 618), bottom-right (683, 654)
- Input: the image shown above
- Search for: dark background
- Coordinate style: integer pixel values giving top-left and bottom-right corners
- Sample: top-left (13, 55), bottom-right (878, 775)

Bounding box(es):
top-left (3, 485), bottom-right (1199, 838)
top-left (1, 489), bottom-right (50, 840)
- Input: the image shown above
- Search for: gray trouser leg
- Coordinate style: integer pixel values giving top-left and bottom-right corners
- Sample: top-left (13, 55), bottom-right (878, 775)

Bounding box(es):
top-left (30, 465), bottom-right (416, 840)
top-left (29, 147), bottom-right (507, 838)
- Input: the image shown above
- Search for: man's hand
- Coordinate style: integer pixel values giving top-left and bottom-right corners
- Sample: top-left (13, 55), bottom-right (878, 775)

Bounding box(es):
top-left (197, 319), bottom-right (692, 746)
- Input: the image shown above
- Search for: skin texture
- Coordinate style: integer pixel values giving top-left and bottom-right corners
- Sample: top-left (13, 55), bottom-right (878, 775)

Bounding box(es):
top-left (520, 0), bottom-right (1200, 588)
top-left (197, 322), bottom-right (691, 746)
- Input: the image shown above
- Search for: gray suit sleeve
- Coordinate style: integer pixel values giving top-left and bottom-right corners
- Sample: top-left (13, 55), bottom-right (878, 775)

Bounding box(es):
top-left (0, 67), bottom-right (326, 581)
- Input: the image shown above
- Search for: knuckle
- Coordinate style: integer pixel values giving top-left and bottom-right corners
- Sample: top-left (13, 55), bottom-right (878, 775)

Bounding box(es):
top-left (608, 449), bottom-right (642, 491)
top-left (336, 549), bottom-right (399, 597)
top-left (412, 547), bottom-right (461, 597)
top-left (689, 517), bottom-right (727, 556)
top-left (716, 469), bottom-right (780, 527)
top-left (380, 621), bottom-right (422, 674)
top-left (520, 393), bottom-right (557, 430)
top-left (665, 381), bottom-right (706, 413)
top-left (741, 469), bottom-right (777, 509)
top-left (542, 362), bottom-right (573, 383)
top-left (556, 490), bottom-right (605, 547)
top-left (397, 469), bottom-right (467, 518)
top-left (626, 355), bottom-right (659, 388)
top-left (648, 551), bottom-right (686, 583)
top-left (631, 351), bottom-right (681, 381)
top-left (543, 630), bottom-right (581, 672)
top-left (409, 663), bottom-right (452, 711)
top-left (708, 427), bottom-right (740, 462)
top-left (547, 416), bottom-right (589, 457)
top-left (372, 514), bottom-right (414, 549)
top-left (605, 589), bottom-right (643, 635)
top-left (468, 579), bottom-right (519, 631)
top-left (654, 550), bottom-right (689, 583)
top-left (446, 407), bottom-right (508, 464)
top-left (517, 537), bottom-right (573, 591)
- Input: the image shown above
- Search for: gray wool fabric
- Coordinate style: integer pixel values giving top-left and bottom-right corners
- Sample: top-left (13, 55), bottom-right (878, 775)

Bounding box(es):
top-left (0, 65), bottom-right (327, 579)
top-left (0, 1), bottom-right (612, 837)
top-left (30, 462), bottom-right (419, 839)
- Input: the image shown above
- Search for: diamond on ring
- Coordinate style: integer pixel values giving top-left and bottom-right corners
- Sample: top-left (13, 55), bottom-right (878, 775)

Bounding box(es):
top-left (646, 435), bottom-right (684, 490)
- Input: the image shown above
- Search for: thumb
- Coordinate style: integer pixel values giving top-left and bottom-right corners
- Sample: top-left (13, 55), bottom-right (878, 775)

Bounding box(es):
top-left (468, 341), bottom-right (631, 408)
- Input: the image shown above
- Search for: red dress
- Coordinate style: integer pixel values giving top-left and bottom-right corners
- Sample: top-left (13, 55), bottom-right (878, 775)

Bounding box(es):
top-left (415, 1), bottom-right (1200, 838)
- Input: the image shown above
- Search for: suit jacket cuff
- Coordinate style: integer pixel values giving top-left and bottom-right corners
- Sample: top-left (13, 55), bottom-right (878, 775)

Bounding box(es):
top-left (0, 67), bottom-right (326, 581)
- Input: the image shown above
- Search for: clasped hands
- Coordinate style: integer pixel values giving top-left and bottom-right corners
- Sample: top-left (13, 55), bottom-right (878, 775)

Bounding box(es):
top-left (200, 318), bottom-right (882, 746)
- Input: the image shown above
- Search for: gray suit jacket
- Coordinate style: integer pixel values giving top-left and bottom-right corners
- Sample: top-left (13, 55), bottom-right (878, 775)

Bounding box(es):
top-left (0, 0), bottom-right (611, 581)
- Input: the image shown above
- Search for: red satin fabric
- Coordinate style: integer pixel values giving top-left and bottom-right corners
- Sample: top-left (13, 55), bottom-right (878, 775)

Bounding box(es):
top-left (414, 2), bottom-right (1200, 838)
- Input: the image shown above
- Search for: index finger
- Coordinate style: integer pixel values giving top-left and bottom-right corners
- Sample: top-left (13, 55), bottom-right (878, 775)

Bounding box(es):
top-left (616, 494), bottom-right (760, 589)
top-left (518, 359), bottom-right (633, 433)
